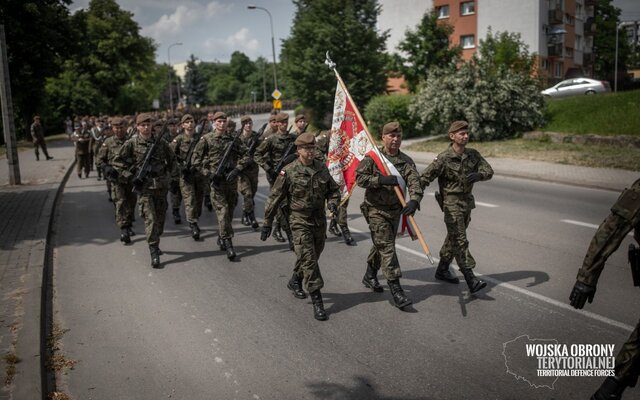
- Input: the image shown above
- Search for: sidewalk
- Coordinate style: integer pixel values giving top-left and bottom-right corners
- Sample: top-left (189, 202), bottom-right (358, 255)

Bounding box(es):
top-left (0, 139), bottom-right (75, 399)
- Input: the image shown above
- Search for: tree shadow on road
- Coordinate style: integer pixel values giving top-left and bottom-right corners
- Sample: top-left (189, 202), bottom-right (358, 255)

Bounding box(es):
top-left (305, 375), bottom-right (433, 400)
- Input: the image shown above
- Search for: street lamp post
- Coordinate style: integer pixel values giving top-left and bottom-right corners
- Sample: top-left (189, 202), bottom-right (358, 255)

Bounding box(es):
top-left (168, 42), bottom-right (183, 113)
top-left (248, 5), bottom-right (278, 95)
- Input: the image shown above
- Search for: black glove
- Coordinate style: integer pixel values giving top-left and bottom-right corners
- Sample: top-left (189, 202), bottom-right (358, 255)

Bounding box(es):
top-left (569, 281), bottom-right (596, 309)
top-left (104, 166), bottom-right (118, 182)
top-left (210, 174), bottom-right (223, 188)
top-left (327, 203), bottom-right (338, 215)
top-left (401, 199), bottom-right (419, 216)
top-left (170, 180), bottom-right (180, 194)
top-left (267, 171), bottom-right (278, 185)
top-left (132, 178), bottom-right (144, 194)
top-left (379, 175), bottom-right (398, 186)
top-left (466, 172), bottom-right (482, 184)
top-left (226, 168), bottom-right (240, 182)
top-left (260, 225), bottom-right (272, 241)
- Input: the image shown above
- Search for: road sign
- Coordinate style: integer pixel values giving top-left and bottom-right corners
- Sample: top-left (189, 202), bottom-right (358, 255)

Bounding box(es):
top-left (271, 89), bottom-right (281, 100)
top-left (273, 100), bottom-right (282, 110)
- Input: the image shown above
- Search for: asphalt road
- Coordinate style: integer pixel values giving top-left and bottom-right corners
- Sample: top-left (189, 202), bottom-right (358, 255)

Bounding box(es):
top-left (52, 130), bottom-right (638, 399)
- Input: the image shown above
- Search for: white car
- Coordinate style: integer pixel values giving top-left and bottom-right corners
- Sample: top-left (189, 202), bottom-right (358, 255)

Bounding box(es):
top-left (541, 78), bottom-right (611, 98)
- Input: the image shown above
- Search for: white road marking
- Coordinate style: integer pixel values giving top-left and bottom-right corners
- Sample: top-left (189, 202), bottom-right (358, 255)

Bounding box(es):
top-left (562, 219), bottom-right (633, 236)
top-left (425, 192), bottom-right (498, 208)
top-left (254, 193), bottom-right (633, 332)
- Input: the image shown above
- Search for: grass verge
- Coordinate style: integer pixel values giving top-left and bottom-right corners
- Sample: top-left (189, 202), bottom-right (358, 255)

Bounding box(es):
top-left (407, 137), bottom-right (640, 171)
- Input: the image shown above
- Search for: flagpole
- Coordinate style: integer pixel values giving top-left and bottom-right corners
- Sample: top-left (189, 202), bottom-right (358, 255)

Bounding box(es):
top-left (325, 52), bottom-right (434, 265)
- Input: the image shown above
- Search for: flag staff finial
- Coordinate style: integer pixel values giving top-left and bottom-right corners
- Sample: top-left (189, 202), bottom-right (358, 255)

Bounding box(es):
top-left (325, 51), bottom-right (336, 71)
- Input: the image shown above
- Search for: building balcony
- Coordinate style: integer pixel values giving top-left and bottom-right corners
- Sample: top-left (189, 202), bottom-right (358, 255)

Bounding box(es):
top-left (548, 43), bottom-right (563, 57)
top-left (584, 18), bottom-right (595, 36)
top-left (549, 8), bottom-right (564, 24)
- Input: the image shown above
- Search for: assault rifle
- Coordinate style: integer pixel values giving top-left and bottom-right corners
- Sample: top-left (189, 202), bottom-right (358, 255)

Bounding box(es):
top-left (132, 121), bottom-right (169, 194)
top-left (211, 130), bottom-right (242, 187)
top-left (270, 123), bottom-right (306, 182)
top-left (181, 119), bottom-right (206, 182)
top-left (630, 243), bottom-right (640, 287)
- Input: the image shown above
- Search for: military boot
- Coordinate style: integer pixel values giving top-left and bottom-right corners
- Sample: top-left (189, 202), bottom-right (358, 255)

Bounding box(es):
top-left (591, 377), bottom-right (626, 400)
top-left (362, 265), bottom-right (383, 292)
top-left (272, 225), bottom-right (285, 242)
top-left (434, 259), bottom-right (460, 284)
top-left (309, 290), bottom-right (328, 321)
top-left (149, 245), bottom-right (161, 268)
top-left (461, 269), bottom-right (487, 293)
top-left (328, 218), bottom-right (342, 236)
top-left (120, 228), bottom-right (131, 244)
top-left (248, 211), bottom-right (260, 230)
top-left (190, 222), bottom-right (200, 241)
top-left (172, 208), bottom-right (181, 224)
top-left (241, 212), bottom-right (251, 226)
top-left (287, 273), bottom-right (307, 299)
top-left (388, 279), bottom-right (412, 309)
top-left (339, 224), bottom-right (355, 245)
top-left (224, 239), bottom-right (236, 260)
top-left (127, 226), bottom-right (135, 236)
top-left (217, 236), bottom-right (226, 251)
top-left (284, 229), bottom-right (294, 251)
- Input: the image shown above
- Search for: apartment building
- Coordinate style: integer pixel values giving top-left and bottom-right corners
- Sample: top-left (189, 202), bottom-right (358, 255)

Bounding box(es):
top-left (431, 0), bottom-right (595, 83)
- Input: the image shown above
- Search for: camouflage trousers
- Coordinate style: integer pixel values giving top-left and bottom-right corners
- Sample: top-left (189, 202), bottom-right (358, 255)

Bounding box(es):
top-left (290, 212), bottom-right (326, 293)
top-left (170, 178), bottom-right (182, 209)
top-left (335, 198), bottom-right (350, 225)
top-left (76, 153), bottom-right (91, 176)
top-left (268, 180), bottom-right (290, 232)
top-left (210, 182), bottom-right (238, 240)
top-left (33, 140), bottom-right (50, 158)
top-left (441, 197), bottom-right (476, 270)
top-left (138, 189), bottom-right (168, 246)
top-left (238, 164), bottom-right (259, 213)
top-left (615, 318), bottom-right (640, 387)
top-left (361, 204), bottom-right (402, 281)
top-left (180, 174), bottom-right (206, 223)
top-left (112, 181), bottom-right (137, 229)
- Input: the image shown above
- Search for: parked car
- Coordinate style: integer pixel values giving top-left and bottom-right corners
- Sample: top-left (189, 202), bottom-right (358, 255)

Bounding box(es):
top-left (541, 78), bottom-right (611, 98)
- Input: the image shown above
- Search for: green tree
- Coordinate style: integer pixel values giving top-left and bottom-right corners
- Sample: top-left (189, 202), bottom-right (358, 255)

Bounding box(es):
top-left (229, 51), bottom-right (256, 84)
top-left (396, 11), bottom-right (460, 92)
top-left (280, 0), bottom-right (389, 126)
top-left (410, 30), bottom-right (544, 141)
top-left (0, 0), bottom-right (75, 137)
top-left (183, 55), bottom-right (209, 106)
top-left (593, 0), bottom-right (629, 83)
top-left (43, 60), bottom-right (105, 120)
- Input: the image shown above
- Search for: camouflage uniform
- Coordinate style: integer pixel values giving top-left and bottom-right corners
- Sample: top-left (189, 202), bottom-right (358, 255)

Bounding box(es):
top-left (192, 122), bottom-right (250, 257)
top-left (238, 127), bottom-right (261, 225)
top-left (571, 178), bottom-right (640, 399)
top-left (167, 124), bottom-right (183, 221)
top-left (74, 126), bottom-right (92, 178)
top-left (420, 143), bottom-right (493, 272)
top-left (30, 118), bottom-right (52, 160)
top-left (97, 134), bottom-right (136, 232)
top-left (356, 147), bottom-right (423, 281)
top-left (171, 132), bottom-right (206, 225)
top-left (113, 133), bottom-right (175, 248)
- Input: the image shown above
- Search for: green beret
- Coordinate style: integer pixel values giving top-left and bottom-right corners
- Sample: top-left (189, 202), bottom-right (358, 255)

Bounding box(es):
top-left (181, 114), bottom-right (194, 124)
top-left (295, 132), bottom-right (315, 146)
top-left (240, 115), bottom-right (252, 124)
top-left (382, 121), bottom-right (402, 135)
top-left (448, 120), bottom-right (469, 134)
top-left (212, 111), bottom-right (227, 121)
top-left (275, 112), bottom-right (289, 123)
top-left (268, 114), bottom-right (277, 122)
top-left (136, 113), bottom-right (153, 124)
top-left (294, 114), bottom-right (305, 122)
top-left (110, 117), bottom-right (124, 126)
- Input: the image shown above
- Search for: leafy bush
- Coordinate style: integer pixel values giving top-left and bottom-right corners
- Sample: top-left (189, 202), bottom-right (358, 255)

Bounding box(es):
top-left (363, 94), bottom-right (426, 139)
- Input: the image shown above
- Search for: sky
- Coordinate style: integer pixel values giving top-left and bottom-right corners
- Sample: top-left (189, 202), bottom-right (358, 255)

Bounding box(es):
top-left (70, 0), bottom-right (640, 66)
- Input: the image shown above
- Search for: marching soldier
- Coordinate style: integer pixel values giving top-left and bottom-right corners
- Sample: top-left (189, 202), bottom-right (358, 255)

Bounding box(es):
top-left (167, 118), bottom-right (183, 224)
top-left (570, 178), bottom-right (640, 400)
top-left (254, 112), bottom-right (297, 248)
top-left (192, 111), bottom-right (251, 260)
top-left (260, 132), bottom-right (340, 321)
top-left (292, 114), bottom-right (307, 135)
top-left (97, 117), bottom-right (137, 244)
top-left (171, 114), bottom-right (206, 240)
top-left (112, 113), bottom-right (176, 268)
top-left (237, 115), bottom-right (261, 229)
top-left (91, 119), bottom-right (108, 180)
top-left (258, 112), bottom-right (278, 141)
top-left (73, 119), bottom-right (92, 179)
top-left (420, 120), bottom-right (493, 293)
top-left (30, 115), bottom-right (53, 161)
top-left (356, 121), bottom-right (423, 309)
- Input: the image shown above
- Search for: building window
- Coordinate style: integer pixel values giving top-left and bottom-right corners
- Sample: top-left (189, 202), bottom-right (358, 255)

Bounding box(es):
top-left (461, 35), bottom-right (475, 49)
top-left (461, 2), bottom-right (475, 16)
top-left (542, 59), bottom-right (549, 70)
top-left (437, 5), bottom-right (450, 19)
top-left (554, 62), bottom-right (564, 78)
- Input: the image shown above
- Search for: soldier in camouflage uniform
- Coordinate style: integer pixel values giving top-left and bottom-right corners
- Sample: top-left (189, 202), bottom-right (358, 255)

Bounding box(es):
top-left (97, 117), bottom-right (137, 244)
top-left (30, 116), bottom-right (53, 161)
top-left (261, 132), bottom-right (340, 321)
top-left (258, 112), bottom-right (278, 141)
top-left (192, 111), bottom-right (250, 260)
top-left (254, 112), bottom-right (297, 248)
top-left (171, 114), bottom-right (206, 240)
top-left (112, 113), bottom-right (176, 268)
top-left (91, 119), bottom-right (107, 180)
top-left (166, 118), bottom-right (183, 224)
top-left (73, 119), bottom-right (92, 178)
top-left (237, 115), bottom-right (261, 229)
top-left (356, 122), bottom-right (423, 309)
top-left (570, 178), bottom-right (640, 400)
top-left (420, 120), bottom-right (493, 293)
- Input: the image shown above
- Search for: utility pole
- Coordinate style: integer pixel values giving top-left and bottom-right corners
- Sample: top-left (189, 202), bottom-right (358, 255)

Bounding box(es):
top-left (0, 24), bottom-right (20, 185)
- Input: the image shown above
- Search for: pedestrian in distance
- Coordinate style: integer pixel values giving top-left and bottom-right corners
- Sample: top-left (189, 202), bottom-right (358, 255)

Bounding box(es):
top-left (356, 121), bottom-right (423, 309)
top-left (30, 115), bottom-right (53, 161)
top-left (260, 132), bottom-right (341, 321)
top-left (420, 120), bottom-right (493, 293)
top-left (569, 178), bottom-right (640, 400)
